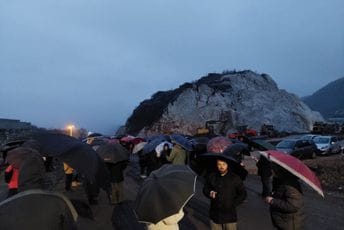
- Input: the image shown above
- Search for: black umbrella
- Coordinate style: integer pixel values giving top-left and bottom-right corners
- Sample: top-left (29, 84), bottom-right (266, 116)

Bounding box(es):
top-left (222, 143), bottom-right (251, 162)
top-left (191, 137), bottom-right (209, 156)
top-left (134, 164), bottom-right (196, 224)
top-left (96, 143), bottom-right (129, 164)
top-left (170, 134), bottom-right (193, 151)
top-left (251, 139), bottom-right (276, 150)
top-left (29, 132), bottom-right (110, 190)
top-left (0, 189), bottom-right (78, 230)
top-left (143, 135), bottom-right (170, 154)
top-left (6, 147), bottom-right (41, 169)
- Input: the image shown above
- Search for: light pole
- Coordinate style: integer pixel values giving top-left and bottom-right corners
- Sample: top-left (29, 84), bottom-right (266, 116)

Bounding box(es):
top-left (67, 125), bottom-right (75, 137)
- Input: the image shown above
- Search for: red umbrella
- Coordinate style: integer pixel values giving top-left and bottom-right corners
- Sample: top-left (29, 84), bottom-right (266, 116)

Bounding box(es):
top-left (207, 136), bottom-right (233, 153)
top-left (259, 150), bottom-right (324, 197)
top-left (120, 136), bottom-right (135, 143)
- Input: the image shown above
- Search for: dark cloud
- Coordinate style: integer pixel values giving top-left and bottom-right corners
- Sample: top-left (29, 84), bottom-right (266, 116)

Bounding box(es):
top-left (1, 0), bottom-right (343, 133)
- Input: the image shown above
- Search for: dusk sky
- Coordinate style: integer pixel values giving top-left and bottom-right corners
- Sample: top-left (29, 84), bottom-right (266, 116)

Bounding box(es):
top-left (1, 1), bottom-right (343, 134)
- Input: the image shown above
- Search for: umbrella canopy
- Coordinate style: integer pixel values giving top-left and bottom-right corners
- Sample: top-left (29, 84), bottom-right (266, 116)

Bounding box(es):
top-left (259, 150), bottom-right (324, 197)
top-left (96, 143), bottom-right (130, 164)
top-left (231, 136), bottom-right (276, 151)
top-left (134, 164), bottom-right (197, 224)
top-left (6, 147), bottom-right (41, 169)
top-left (170, 134), bottom-right (193, 151)
top-left (120, 136), bottom-right (135, 143)
top-left (222, 143), bottom-right (251, 162)
top-left (131, 137), bottom-right (146, 145)
top-left (207, 136), bottom-right (233, 153)
top-left (0, 189), bottom-right (78, 229)
top-left (143, 135), bottom-right (170, 154)
top-left (29, 132), bottom-right (109, 187)
top-left (191, 136), bottom-right (209, 146)
top-left (132, 142), bottom-right (147, 154)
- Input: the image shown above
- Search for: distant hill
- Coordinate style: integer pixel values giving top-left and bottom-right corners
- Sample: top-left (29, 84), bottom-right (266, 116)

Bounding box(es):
top-left (124, 70), bottom-right (323, 136)
top-left (302, 77), bottom-right (344, 119)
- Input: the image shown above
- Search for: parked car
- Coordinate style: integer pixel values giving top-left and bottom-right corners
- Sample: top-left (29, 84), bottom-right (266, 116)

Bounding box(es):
top-left (313, 136), bottom-right (341, 155)
top-left (300, 134), bottom-right (319, 141)
top-left (276, 139), bottom-right (318, 159)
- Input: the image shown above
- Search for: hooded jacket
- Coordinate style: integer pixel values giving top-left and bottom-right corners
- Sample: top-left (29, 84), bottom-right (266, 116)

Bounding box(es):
top-left (270, 178), bottom-right (304, 230)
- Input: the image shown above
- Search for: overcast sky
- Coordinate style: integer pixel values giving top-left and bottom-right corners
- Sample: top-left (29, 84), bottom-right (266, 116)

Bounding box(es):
top-left (1, 0), bottom-right (343, 134)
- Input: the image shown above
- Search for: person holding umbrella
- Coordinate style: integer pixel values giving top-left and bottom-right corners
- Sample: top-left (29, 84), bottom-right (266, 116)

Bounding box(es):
top-left (264, 164), bottom-right (304, 230)
top-left (166, 141), bottom-right (187, 165)
top-left (203, 158), bottom-right (247, 230)
top-left (256, 155), bottom-right (273, 198)
top-left (259, 150), bottom-right (324, 230)
top-left (135, 165), bottom-right (196, 229)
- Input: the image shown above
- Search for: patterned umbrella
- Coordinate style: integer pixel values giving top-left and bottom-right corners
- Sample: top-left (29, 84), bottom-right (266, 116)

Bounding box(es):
top-left (207, 136), bottom-right (233, 153)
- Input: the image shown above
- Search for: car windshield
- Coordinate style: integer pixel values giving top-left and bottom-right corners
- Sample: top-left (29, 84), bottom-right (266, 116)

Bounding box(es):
top-left (276, 140), bottom-right (295, 148)
top-left (301, 135), bottom-right (316, 140)
top-left (313, 137), bottom-right (330, 144)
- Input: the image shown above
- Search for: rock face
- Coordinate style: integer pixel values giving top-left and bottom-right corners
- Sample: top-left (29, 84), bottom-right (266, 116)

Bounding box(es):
top-left (124, 70), bottom-right (324, 136)
top-left (303, 77), bottom-right (344, 119)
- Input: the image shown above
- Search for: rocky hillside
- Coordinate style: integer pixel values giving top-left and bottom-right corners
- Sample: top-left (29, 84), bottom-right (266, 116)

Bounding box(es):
top-left (124, 70), bottom-right (324, 136)
top-left (303, 77), bottom-right (344, 119)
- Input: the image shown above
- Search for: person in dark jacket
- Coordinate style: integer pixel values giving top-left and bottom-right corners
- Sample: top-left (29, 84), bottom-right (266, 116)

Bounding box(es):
top-left (203, 159), bottom-right (247, 230)
top-left (256, 155), bottom-right (272, 197)
top-left (265, 165), bottom-right (304, 230)
top-left (106, 161), bottom-right (128, 204)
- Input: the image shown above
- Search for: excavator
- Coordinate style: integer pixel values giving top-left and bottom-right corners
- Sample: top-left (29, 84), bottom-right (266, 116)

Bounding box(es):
top-left (196, 120), bottom-right (227, 136)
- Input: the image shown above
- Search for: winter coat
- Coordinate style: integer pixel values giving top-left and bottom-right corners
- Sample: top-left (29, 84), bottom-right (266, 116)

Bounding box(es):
top-left (203, 171), bottom-right (247, 224)
top-left (166, 145), bottom-right (186, 165)
top-left (270, 178), bottom-right (304, 230)
top-left (257, 156), bottom-right (272, 177)
top-left (147, 209), bottom-right (184, 230)
top-left (5, 165), bottom-right (19, 189)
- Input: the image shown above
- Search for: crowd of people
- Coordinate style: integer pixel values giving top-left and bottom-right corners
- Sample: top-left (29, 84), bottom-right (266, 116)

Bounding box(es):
top-left (0, 133), bottom-right (307, 230)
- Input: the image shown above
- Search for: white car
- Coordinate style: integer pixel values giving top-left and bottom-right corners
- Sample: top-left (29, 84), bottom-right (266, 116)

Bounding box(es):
top-left (313, 136), bottom-right (341, 155)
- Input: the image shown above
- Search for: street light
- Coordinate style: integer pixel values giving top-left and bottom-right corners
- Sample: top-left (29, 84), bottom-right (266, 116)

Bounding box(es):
top-left (67, 125), bottom-right (75, 137)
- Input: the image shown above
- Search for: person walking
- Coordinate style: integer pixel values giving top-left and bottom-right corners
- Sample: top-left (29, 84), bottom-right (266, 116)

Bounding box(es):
top-left (166, 142), bottom-right (186, 165)
top-left (107, 160), bottom-right (128, 204)
top-left (203, 159), bottom-right (247, 230)
top-left (4, 164), bottom-right (19, 198)
top-left (256, 155), bottom-right (272, 197)
top-left (265, 165), bottom-right (304, 230)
